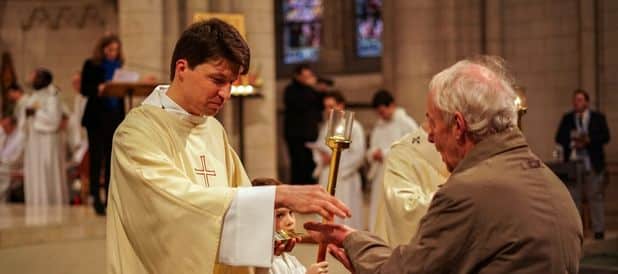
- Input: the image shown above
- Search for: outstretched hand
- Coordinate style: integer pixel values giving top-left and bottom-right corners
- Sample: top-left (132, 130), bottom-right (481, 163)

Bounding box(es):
top-left (275, 185), bottom-right (351, 219)
top-left (303, 221), bottom-right (355, 247)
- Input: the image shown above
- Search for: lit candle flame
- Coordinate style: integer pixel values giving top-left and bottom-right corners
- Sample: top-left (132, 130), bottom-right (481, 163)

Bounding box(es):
top-left (335, 124), bottom-right (345, 137)
top-left (514, 96), bottom-right (522, 109)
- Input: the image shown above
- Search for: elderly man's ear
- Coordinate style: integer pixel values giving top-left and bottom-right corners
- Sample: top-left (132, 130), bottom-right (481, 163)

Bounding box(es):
top-left (453, 112), bottom-right (467, 142)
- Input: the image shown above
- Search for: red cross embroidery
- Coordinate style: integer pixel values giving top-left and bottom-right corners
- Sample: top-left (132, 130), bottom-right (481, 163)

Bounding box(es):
top-left (194, 155), bottom-right (216, 186)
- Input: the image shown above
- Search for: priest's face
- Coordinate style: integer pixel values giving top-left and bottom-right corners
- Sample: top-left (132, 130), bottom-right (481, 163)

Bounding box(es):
top-left (175, 58), bottom-right (238, 116)
top-left (275, 207), bottom-right (296, 231)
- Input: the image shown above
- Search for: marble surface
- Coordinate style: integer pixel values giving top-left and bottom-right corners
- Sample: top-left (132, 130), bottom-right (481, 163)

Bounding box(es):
top-left (0, 205), bottom-right (105, 248)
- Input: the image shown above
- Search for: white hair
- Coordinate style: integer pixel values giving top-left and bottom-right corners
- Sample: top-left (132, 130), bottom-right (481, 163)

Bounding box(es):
top-left (429, 56), bottom-right (518, 142)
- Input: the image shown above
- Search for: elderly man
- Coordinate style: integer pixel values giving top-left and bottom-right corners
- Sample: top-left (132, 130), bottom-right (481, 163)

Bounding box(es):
top-left (305, 56), bottom-right (583, 274)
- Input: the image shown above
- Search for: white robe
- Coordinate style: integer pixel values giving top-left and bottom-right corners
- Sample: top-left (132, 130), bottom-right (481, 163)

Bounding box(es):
top-left (14, 94), bottom-right (30, 133)
top-left (22, 85), bottom-right (67, 206)
top-left (367, 107), bottom-right (417, 231)
top-left (265, 253), bottom-right (306, 274)
top-left (108, 85), bottom-right (275, 274)
top-left (312, 119), bottom-right (365, 229)
top-left (66, 94), bottom-right (88, 165)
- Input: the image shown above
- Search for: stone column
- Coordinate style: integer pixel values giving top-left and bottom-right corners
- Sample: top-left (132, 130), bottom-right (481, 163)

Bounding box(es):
top-left (578, 0), bottom-right (597, 102)
top-left (118, 0), bottom-right (165, 80)
top-left (207, 0), bottom-right (278, 178)
top-left (382, 0), bottom-right (481, 121)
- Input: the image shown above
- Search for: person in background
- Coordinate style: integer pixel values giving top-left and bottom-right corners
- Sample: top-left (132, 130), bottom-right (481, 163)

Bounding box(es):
top-left (284, 64), bottom-right (323, 185)
top-left (315, 76), bottom-right (334, 93)
top-left (67, 72), bottom-right (88, 166)
top-left (22, 68), bottom-right (67, 206)
top-left (366, 89), bottom-right (418, 231)
top-left (555, 89), bottom-right (610, 240)
top-left (80, 33), bottom-right (125, 215)
top-left (6, 83), bottom-right (28, 126)
top-left (0, 117), bottom-right (23, 203)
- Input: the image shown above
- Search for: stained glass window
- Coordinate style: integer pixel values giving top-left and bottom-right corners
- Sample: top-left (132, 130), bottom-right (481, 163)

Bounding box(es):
top-left (282, 0), bottom-right (323, 64)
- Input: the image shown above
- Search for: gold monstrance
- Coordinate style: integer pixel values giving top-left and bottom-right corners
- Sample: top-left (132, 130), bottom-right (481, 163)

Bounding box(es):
top-left (316, 109), bottom-right (354, 262)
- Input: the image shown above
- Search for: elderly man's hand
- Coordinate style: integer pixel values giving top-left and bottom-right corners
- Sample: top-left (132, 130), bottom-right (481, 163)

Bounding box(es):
top-left (275, 185), bottom-right (351, 219)
top-left (303, 221), bottom-right (355, 247)
top-left (304, 222), bottom-right (356, 273)
top-left (328, 244), bottom-right (355, 273)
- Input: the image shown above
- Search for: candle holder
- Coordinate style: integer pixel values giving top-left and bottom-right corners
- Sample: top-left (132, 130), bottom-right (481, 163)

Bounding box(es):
top-left (513, 85), bottom-right (528, 130)
top-left (316, 109), bottom-right (354, 262)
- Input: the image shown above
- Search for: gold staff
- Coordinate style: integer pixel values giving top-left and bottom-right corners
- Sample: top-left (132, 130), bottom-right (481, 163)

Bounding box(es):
top-left (316, 109), bottom-right (354, 262)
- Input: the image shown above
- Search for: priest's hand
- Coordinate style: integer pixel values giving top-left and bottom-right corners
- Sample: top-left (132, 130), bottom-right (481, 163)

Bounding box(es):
top-left (303, 221), bottom-right (355, 248)
top-left (275, 185), bottom-right (351, 219)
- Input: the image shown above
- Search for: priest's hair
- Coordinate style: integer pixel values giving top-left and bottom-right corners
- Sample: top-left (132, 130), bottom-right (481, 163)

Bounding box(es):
top-left (429, 56), bottom-right (518, 142)
top-left (170, 18), bottom-right (250, 80)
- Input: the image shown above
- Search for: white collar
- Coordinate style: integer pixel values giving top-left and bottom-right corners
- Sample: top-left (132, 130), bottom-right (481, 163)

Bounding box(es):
top-left (142, 85), bottom-right (208, 124)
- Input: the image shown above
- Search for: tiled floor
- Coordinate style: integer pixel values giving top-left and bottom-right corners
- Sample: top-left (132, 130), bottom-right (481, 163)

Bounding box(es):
top-left (0, 205), bottom-right (105, 249)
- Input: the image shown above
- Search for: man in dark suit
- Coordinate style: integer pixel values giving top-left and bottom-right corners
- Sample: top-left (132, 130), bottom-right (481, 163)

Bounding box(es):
top-left (283, 64), bottom-right (323, 184)
top-left (556, 89), bottom-right (610, 240)
top-left (304, 56), bottom-right (583, 274)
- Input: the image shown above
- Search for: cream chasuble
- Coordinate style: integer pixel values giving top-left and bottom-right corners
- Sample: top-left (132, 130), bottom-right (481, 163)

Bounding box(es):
top-left (366, 107), bottom-right (417, 231)
top-left (108, 86), bottom-right (274, 274)
top-left (373, 127), bottom-right (449, 246)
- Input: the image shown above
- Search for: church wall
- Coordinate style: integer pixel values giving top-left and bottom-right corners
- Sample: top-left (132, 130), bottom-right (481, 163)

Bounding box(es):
top-left (0, 0), bottom-right (118, 109)
top-left (501, 0), bottom-right (582, 161)
top-left (600, 0), bottom-right (618, 168)
top-left (206, 0), bottom-right (279, 179)
top-left (381, 0), bottom-right (483, 125)
top-left (118, 0), bottom-right (166, 81)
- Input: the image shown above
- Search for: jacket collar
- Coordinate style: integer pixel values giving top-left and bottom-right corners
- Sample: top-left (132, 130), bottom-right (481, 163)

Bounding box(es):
top-left (452, 128), bottom-right (528, 174)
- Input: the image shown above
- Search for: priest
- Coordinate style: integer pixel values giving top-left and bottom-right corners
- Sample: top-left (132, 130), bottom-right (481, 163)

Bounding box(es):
top-left (107, 19), bottom-right (350, 274)
top-left (373, 122), bottom-right (448, 245)
top-left (366, 90), bottom-right (418, 230)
